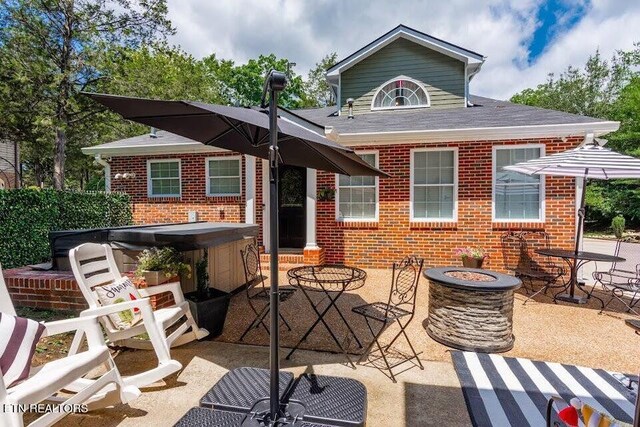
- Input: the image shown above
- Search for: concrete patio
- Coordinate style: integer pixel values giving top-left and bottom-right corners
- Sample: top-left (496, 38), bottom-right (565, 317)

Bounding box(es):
top-left (55, 249), bottom-right (638, 427)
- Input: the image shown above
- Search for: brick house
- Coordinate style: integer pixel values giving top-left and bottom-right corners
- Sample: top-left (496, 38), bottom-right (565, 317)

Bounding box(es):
top-left (83, 25), bottom-right (619, 270)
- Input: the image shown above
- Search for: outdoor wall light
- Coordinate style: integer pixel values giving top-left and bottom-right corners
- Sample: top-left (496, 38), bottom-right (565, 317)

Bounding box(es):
top-left (114, 172), bottom-right (136, 180)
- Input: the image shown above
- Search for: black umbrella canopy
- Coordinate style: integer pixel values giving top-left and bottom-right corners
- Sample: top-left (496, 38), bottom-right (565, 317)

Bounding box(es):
top-left (85, 93), bottom-right (387, 177)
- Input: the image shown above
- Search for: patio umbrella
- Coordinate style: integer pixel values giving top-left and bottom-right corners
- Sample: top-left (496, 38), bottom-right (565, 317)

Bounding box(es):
top-left (503, 137), bottom-right (640, 254)
top-left (84, 75), bottom-right (386, 425)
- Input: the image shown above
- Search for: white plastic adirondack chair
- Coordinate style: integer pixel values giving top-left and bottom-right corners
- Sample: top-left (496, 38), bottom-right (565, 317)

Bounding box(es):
top-left (68, 243), bottom-right (207, 388)
top-left (0, 264), bottom-right (141, 427)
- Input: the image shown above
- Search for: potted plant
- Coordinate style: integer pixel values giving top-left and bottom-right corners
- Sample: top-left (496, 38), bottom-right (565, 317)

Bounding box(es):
top-left (454, 247), bottom-right (487, 269)
top-left (317, 186), bottom-right (336, 201)
top-left (184, 250), bottom-right (231, 338)
top-left (135, 247), bottom-right (192, 286)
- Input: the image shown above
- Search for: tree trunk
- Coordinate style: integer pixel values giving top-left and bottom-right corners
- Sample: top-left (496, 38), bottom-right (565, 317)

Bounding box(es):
top-left (34, 163), bottom-right (43, 188)
top-left (53, 127), bottom-right (66, 189)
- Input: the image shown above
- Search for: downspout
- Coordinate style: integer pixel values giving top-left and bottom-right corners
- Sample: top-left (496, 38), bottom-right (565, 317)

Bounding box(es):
top-left (94, 154), bottom-right (111, 193)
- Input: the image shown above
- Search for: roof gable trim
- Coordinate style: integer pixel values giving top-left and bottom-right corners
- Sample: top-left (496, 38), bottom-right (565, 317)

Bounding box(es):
top-left (327, 25), bottom-right (485, 79)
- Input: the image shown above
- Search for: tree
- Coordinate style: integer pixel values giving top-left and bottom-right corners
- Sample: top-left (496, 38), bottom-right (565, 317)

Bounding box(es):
top-left (205, 53), bottom-right (308, 109)
top-left (511, 46), bottom-right (640, 226)
top-left (303, 52), bottom-right (338, 108)
top-left (511, 47), bottom-right (640, 124)
top-left (0, 0), bottom-right (173, 189)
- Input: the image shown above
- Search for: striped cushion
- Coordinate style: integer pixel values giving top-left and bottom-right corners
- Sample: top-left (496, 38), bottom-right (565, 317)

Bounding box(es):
top-left (0, 312), bottom-right (46, 388)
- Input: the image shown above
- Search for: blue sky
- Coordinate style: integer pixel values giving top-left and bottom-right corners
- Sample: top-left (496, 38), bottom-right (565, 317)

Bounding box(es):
top-left (166, 0), bottom-right (640, 100)
top-left (528, 0), bottom-right (591, 64)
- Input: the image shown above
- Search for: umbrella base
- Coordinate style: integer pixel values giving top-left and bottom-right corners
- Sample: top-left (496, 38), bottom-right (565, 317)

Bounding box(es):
top-left (555, 293), bottom-right (588, 304)
top-left (176, 367), bottom-right (367, 427)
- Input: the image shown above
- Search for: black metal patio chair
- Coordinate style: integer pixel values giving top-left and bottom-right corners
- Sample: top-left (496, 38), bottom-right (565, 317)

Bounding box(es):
top-left (593, 239), bottom-right (640, 315)
top-left (351, 256), bottom-right (424, 382)
top-left (501, 231), bottom-right (565, 304)
top-left (239, 241), bottom-right (295, 341)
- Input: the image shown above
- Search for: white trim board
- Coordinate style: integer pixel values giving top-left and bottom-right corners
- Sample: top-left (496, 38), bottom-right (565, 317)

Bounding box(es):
top-left (83, 143), bottom-right (228, 157)
top-left (329, 121), bottom-right (620, 145)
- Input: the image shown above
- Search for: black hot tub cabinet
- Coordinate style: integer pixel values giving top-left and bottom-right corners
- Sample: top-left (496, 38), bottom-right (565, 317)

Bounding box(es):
top-left (424, 267), bottom-right (522, 353)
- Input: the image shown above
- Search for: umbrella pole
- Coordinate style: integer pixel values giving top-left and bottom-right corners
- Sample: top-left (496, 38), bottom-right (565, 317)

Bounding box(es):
top-left (268, 74), bottom-right (282, 422)
top-left (574, 174), bottom-right (588, 254)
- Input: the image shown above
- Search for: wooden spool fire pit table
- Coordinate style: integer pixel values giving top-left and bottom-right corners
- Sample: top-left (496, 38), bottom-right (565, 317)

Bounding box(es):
top-left (424, 267), bottom-right (522, 353)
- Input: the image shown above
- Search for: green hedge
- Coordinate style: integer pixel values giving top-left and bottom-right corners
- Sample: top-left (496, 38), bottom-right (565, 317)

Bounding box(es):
top-left (0, 189), bottom-right (132, 269)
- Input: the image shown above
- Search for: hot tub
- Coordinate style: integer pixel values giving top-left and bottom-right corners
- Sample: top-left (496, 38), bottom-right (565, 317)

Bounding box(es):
top-left (49, 222), bottom-right (259, 293)
top-left (424, 267), bottom-right (521, 353)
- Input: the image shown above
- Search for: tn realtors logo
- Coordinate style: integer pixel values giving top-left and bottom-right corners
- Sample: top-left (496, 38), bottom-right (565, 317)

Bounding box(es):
top-left (2, 403), bottom-right (88, 414)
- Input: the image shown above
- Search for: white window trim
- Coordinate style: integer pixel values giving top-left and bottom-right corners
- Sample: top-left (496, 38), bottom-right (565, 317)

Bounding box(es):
top-left (147, 159), bottom-right (181, 198)
top-left (492, 144), bottom-right (546, 223)
top-left (371, 75), bottom-right (431, 111)
top-left (410, 147), bottom-right (458, 223)
top-left (206, 155), bottom-right (242, 197)
top-left (335, 150), bottom-right (379, 222)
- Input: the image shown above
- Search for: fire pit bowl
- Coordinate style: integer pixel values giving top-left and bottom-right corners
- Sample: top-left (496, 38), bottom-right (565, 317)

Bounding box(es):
top-left (424, 267), bottom-right (521, 353)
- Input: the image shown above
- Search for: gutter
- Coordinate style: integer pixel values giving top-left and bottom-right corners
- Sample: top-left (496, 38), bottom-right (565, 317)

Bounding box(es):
top-left (329, 121), bottom-right (620, 145)
top-left (94, 154), bottom-right (111, 192)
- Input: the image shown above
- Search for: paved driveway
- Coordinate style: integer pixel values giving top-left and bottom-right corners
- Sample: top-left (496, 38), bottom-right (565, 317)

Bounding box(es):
top-left (579, 237), bottom-right (618, 284)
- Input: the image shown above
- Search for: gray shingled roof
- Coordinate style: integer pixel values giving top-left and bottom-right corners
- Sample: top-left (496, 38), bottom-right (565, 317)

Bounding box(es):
top-left (87, 130), bottom-right (195, 149)
top-left (293, 95), bottom-right (614, 134)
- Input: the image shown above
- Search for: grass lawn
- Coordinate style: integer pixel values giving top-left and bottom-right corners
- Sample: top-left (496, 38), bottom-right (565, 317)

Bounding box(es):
top-left (16, 306), bottom-right (77, 366)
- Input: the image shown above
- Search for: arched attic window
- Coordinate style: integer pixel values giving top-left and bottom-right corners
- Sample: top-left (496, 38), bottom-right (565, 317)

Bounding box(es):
top-left (371, 76), bottom-right (430, 110)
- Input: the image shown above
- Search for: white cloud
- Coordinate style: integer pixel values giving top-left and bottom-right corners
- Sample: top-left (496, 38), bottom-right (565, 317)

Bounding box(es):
top-left (166, 0), bottom-right (640, 100)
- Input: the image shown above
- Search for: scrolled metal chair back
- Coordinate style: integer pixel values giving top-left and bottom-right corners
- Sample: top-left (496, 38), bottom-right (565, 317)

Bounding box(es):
top-left (520, 230), bottom-right (553, 269)
top-left (387, 256), bottom-right (424, 311)
top-left (240, 241), bottom-right (265, 293)
top-left (501, 231), bottom-right (527, 272)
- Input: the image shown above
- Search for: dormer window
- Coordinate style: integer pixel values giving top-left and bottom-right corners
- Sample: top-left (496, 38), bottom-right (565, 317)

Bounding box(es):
top-left (371, 76), bottom-right (430, 110)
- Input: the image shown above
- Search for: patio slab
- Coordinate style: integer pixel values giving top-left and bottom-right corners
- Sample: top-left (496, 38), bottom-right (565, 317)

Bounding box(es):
top-left (219, 268), bottom-right (638, 376)
top-left (60, 341), bottom-right (471, 427)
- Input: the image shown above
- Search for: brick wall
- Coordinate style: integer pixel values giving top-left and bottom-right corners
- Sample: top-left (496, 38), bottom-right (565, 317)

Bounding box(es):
top-left (110, 152), bottom-right (246, 224)
top-left (3, 267), bottom-right (176, 312)
top-left (316, 137), bottom-right (581, 270)
top-left (108, 136), bottom-right (581, 271)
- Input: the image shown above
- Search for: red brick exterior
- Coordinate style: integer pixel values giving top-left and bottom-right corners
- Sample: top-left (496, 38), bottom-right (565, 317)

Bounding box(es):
top-left (106, 136), bottom-right (581, 271)
top-left (3, 267), bottom-right (176, 312)
top-left (316, 137), bottom-right (580, 269)
top-left (110, 152), bottom-right (246, 224)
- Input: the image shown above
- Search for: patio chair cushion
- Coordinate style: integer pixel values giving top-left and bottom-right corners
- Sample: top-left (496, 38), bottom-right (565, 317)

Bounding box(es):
top-left (0, 312), bottom-right (46, 388)
top-left (95, 277), bottom-right (143, 330)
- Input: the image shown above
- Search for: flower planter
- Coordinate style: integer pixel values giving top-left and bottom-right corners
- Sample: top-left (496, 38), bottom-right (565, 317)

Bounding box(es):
top-left (185, 289), bottom-right (231, 338)
top-left (462, 257), bottom-right (485, 269)
top-left (142, 270), bottom-right (175, 286)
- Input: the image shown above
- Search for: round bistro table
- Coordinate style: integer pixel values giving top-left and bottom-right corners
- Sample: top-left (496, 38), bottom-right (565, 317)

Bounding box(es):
top-left (535, 248), bottom-right (625, 304)
top-left (424, 267), bottom-right (522, 353)
top-left (286, 265), bottom-right (367, 366)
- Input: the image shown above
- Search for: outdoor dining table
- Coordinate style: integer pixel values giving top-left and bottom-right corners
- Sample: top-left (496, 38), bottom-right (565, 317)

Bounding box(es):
top-left (535, 248), bottom-right (625, 304)
top-left (285, 264), bottom-right (367, 366)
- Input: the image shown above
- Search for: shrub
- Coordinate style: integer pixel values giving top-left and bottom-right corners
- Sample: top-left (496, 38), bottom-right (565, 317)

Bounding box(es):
top-left (611, 215), bottom-right (626, 239)
top-left (0, 188), bottom-right (132, 268)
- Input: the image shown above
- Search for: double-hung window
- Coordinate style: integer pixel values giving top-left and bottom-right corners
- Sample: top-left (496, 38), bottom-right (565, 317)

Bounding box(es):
top-left (207, 157), bottom-right (241, 196)
top-left (493, 145), bottom-right (544, 221)
top-left (411, 149), bottom-right (457, 221)
top-left (336, 152), bottom-right (378, 221)
top-left (147, 159), bottom-right (181, 197)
